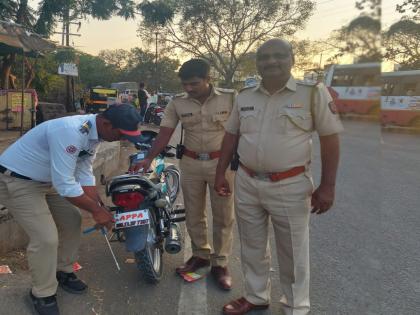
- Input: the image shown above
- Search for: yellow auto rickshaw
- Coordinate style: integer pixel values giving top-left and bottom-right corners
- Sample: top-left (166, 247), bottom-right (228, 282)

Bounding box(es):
top-left (85, 87), bottom-right (118, 113)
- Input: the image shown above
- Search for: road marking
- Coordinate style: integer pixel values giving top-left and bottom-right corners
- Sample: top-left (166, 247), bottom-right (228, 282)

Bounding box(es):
top-left (177, 230), bottom-right (208, 315)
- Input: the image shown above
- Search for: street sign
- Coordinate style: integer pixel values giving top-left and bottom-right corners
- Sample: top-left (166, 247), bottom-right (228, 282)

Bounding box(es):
top-left (58, 63), bottom-right (78, 76)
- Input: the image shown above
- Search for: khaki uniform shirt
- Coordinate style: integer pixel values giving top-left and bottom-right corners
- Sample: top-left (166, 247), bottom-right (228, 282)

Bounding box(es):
top-left (225, 77), bottom-right (343, 172)
top-left (160, 86), bottom-right (236, 153)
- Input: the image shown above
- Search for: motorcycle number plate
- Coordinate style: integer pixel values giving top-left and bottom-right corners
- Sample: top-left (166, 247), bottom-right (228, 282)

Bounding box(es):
top-left (114, 209), bottom-right (150, 229)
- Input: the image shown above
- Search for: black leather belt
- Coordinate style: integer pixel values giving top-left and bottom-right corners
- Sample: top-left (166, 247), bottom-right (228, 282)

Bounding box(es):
top-left (0, 165), bottom-right (32, 180)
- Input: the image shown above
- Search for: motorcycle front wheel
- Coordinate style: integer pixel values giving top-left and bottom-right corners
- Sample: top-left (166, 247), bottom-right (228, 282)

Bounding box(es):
top-left (135, 211), bottom-right (163, 283)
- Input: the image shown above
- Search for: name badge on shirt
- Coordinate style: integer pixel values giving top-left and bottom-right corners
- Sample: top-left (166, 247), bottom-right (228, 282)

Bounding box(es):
top-left (181, 113), bottom-right (193, 118)
top-left (240, 106), bottom-right (255, 112)
top-left (286, 104), bottom-right (304, 109)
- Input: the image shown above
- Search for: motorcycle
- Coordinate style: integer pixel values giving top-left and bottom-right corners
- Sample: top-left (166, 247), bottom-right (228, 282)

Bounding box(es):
top-left (144, 102), bottom-right (166, 126)
top-left (105, 130), bottom-right (185, 283)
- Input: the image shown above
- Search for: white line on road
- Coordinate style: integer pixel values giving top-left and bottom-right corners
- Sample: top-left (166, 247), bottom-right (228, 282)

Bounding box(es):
top-left (177, 230), bottom-right (208, 315)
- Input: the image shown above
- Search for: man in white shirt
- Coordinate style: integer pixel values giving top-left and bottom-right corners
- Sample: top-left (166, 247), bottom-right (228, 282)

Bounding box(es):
top-left (0, 104), bottom-right (143, 315)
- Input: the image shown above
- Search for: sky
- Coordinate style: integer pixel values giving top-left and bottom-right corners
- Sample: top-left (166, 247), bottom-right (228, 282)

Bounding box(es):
top-left (27, 0), bottom-right (402, 56)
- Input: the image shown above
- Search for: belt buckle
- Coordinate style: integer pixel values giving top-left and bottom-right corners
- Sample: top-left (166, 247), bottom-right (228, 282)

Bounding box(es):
top-left (254, 172), bottom-right (270, 181)
top-left (197, 153), bottom-right (210, 161)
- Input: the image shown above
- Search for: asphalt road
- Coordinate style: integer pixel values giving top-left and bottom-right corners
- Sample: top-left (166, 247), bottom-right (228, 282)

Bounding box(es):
top-left (1, 120), bottom-right (419, 315)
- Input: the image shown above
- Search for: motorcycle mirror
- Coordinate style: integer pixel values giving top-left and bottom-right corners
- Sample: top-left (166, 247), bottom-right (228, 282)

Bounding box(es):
top-left (154, 199), bottom-right (167, 208)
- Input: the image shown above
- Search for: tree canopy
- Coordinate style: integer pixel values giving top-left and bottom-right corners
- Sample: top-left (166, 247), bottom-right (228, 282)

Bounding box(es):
top-left (138, 0), bottom-right (315, 87)
top-left (383, 19), bottom-right (420, 70)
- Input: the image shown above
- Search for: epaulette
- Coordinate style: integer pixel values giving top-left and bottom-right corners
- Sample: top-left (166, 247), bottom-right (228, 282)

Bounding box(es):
top-left (239, 85), bottom-right (256, 93)
top-left (216, 87), bottom-right (235, 93)
top-left (79, 120), bottom-right (92, 135)
top-left (174, 92), bottom-right (187, 98)
top-left (296, 80), bottom-right (319, 87)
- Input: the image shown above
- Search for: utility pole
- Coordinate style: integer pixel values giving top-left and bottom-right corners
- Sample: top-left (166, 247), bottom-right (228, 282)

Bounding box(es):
top-left (55, 7), bottom-right (81, 112)
top-left (155, 31), bottom-right (159, 93)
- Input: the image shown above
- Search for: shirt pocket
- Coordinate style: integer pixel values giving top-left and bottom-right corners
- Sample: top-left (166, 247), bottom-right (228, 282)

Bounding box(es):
top-left (281, 108), bottom-right (313, 133)
top-left (211, 110), bottom-right (231, 129)
top-left (239, 108), bottom-right (260, 133)
top-left (180, 112), bottom-right (201, 129)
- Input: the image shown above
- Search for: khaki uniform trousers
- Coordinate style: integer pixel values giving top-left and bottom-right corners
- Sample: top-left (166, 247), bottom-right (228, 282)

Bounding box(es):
top-left (234, 167), bottom-right (313, 315)
top-left (180, 156), bottom-right (234, 267)
top-left (0, 174), bottom-right (82, 297)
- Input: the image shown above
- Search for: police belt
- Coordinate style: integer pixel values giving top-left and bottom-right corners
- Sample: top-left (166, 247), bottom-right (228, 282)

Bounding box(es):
top-left (239, 162), bottom-right (305, 182)
top-left (183, 148), bottom-right (221, 161)
top-left (0, 164), bottom-right (32, 181)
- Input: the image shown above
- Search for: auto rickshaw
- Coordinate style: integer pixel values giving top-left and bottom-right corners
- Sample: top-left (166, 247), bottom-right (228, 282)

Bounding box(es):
top-left (85, 87), bottom-right (118, 113)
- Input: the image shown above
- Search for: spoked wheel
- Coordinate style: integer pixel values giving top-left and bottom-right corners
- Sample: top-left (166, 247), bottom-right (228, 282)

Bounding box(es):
top-left (163, 165), bottom-right (180, 204)
top-left (135, 210), bottom-right (163, 283)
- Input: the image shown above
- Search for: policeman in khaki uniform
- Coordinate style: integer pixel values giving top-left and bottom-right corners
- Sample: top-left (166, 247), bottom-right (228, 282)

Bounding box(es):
top-left (0, 105), bottom-right (144, 315)
top-left (215, 39), bottom-right (343, 315)
top-left (132, 59), bottom-right (236, 290)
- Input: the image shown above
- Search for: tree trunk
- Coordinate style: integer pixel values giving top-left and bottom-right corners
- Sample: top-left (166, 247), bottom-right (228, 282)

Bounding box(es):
top-left (24, 57), bottom-right (35, 88)
top-left (0, 54), bottom-right (16, 89)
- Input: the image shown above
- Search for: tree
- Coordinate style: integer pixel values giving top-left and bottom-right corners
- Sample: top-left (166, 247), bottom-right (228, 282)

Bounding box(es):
top-left (383, 20), bottom-right (420, 70)
top-left (34, 0), bottom-right (137, 36)
top-left (0, 0), bottom-right (36, 89)
top-left (396, 0), bottom-right (420, 21)
top-left (138, 0), bottom-right (315, 87)
top-left (98, 49), bottom-right (130, 72)
top-left (355, 0), bottom-right (381, 18)
top-left (326, 15), bottom-right (381, 63)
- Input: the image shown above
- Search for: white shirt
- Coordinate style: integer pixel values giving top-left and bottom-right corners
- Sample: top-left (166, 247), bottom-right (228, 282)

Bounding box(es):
top-left (0, 114), bottom-right (101, 197)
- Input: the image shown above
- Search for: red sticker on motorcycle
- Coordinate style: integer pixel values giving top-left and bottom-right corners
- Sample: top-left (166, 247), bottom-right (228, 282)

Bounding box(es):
top-left (66, 145), bottom-right (77, 154)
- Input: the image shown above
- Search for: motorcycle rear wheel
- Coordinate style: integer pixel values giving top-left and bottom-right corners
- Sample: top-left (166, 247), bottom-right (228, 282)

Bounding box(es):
top-left (135, 211), bottom-right (163, 283)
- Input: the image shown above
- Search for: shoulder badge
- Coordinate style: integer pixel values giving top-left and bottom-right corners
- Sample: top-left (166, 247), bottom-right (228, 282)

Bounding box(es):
top-left (79, 120), bottom-right (92, 135)
top-left (216, 87), bottom-right (235, 94)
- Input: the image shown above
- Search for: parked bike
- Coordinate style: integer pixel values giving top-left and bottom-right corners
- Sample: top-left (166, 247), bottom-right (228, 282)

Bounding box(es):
top-left (105, 130), bottom-right (184, 283)
top-left (144, 103), bottom-right (166, 126)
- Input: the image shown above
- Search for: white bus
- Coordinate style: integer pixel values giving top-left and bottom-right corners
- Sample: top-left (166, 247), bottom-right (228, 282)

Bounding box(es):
top-left (324, 63), bottom-right (381, 115)
top-left (381, 70), bottom-right (420, 127)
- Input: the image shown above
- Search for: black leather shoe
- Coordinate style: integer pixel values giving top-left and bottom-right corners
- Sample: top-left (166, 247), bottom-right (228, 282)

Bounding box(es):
top-left (56, 271), bottom-right (87, 294)
top-left (29, 291), bottom-right (60, 315)
top-left (176, 256), bottom-right (210, 274)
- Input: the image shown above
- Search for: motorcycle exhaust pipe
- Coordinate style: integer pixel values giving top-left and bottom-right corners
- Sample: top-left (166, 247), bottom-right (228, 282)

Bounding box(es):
top-left (165, 223), bottom-right (182, 254)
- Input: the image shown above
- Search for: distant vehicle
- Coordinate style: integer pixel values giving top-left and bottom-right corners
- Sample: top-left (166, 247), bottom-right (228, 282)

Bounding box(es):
top-left (111, 82), bottom-right (138, 94)
top-left (120, 89), bottom-right (138, 104)
top-left (381, 70), bottom-right (420, 127)
top-left (324, 63), bottom-right (381, 115)
top-left (85, 87), bottom-right (118, 113)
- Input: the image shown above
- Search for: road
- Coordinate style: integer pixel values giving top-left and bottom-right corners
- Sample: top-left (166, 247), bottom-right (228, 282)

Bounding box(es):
top-left (1, 120), bottom-right (419, 315)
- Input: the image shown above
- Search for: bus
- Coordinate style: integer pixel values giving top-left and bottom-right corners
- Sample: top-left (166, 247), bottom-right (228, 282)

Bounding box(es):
top-left (324, 63), bottom-right (381, 115)
top-left (381, 70), bottom-right (420, 127)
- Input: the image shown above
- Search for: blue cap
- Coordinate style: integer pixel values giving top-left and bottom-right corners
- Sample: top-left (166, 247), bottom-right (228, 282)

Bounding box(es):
top-left (102, 104), bottom-right (142, 144)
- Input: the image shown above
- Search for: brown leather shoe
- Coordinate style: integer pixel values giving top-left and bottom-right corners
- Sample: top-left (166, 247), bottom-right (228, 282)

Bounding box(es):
top-left (223, 297), bottom-right (269, 315)
top-left (211, 266), bottom-right (232, 290)
top-left (176, 256), bottom-right (210, 274)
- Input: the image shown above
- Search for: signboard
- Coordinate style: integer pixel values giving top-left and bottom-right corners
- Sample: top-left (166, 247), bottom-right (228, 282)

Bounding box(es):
top-left (9, 92), bottom-right (32, 112)
top-left (331, 86), bottom-right (381, 100)
top-left (58, 63), bottom-right (78, 76)
top-left (381, 96), bottom-right (420, 111)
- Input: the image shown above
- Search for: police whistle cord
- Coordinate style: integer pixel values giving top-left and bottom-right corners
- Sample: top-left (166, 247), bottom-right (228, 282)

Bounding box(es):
top-left (83, 226), bottom-right (121, 271)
